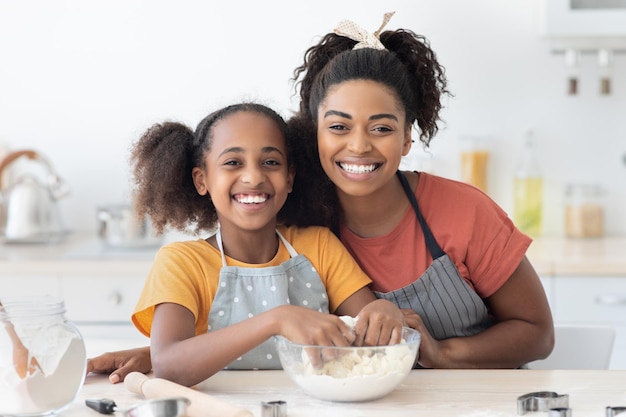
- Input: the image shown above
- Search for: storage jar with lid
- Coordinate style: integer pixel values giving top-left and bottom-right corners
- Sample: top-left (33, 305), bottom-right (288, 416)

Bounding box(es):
top-left (564, 183), bottom-right (605, 238)
top-left (0, 296), bottom-right (86, 416)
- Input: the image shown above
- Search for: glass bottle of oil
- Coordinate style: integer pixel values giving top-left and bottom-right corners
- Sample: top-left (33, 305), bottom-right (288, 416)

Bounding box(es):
top-left (513, 131), bottom-right (543, 236)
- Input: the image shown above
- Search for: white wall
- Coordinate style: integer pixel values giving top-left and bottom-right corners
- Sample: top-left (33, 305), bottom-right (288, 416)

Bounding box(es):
top-left (1, 0), bottom-right (625, 237)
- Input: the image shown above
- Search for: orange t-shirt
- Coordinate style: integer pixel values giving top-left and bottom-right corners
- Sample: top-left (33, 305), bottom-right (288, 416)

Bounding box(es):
top-left (339, 172), bottom-right (531, 298)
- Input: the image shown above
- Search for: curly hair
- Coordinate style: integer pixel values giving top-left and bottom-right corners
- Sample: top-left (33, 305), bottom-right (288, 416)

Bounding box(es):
top-left (288, 28), bottom-right (451, 228)
top-left (130, 103), bottom-right (298, 235)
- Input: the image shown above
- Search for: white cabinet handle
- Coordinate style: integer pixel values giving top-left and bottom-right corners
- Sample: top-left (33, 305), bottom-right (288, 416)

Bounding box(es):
top-left (107, 291), bottom-right (123, 306)
top-left (594, 295), bottom-right (626, 306)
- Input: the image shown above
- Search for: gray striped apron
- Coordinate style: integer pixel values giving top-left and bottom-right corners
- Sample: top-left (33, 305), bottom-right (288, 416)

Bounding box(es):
top-left (208, 226), bottom-right (329, 370)
top-left (372, 171), bottom-right (493, 341)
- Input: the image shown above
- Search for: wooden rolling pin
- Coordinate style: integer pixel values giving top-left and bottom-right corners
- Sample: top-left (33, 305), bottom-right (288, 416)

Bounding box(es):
top-left (124, 372), bottom-right (253, 417)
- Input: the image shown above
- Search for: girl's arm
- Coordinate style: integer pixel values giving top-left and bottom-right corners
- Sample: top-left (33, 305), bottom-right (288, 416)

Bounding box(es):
top-left (150, 302), bottom-right (355, 387)
top-left (404, 256), bottom-right (554, 368)
top-left (86, 290), bottom-right (406, 384)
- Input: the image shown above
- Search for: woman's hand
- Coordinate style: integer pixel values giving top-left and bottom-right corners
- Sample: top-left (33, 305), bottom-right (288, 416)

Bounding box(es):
top-left (86, 346), bottom-right (152, 384)
top-left (401, 308), bottom-right (438, 368)
top-left (353, 299), bottom-right (405, 346)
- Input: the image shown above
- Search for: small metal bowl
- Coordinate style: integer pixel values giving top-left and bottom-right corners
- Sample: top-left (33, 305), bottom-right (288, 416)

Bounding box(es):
top-left (86, 397), bottom-right (189, 417)
top-left (125, 397), bottom-right (190, 417)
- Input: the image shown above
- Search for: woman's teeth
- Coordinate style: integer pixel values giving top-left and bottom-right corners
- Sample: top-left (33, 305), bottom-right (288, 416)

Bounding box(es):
top-left (339, 163), bottom-right (377, 174)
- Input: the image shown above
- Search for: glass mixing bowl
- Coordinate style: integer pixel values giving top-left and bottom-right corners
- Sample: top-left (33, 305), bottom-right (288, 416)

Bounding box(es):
top-left (275, 327), bottom-right (420, 402)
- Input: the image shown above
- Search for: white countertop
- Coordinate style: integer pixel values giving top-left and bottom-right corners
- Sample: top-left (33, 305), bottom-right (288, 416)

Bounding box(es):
top-left (2, 233), bottom-right (626, 277)
top-left (526, 236), bottom-right (626, 276)
top-left (0, 233), bottom-right (159, 276)
top-left (60, 369), bottom-right (626, 417)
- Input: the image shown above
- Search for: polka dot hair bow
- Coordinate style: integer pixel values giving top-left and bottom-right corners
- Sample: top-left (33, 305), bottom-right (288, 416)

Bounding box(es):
top-left (333, 11), bottom-right (395, 50)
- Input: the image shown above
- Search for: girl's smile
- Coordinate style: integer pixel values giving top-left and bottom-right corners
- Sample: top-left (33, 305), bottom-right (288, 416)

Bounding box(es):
top-left (233, 193), bottom-right (270, 204)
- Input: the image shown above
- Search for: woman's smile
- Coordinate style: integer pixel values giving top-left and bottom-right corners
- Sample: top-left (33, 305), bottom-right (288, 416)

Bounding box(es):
top-left (337, 162), bottom-right (381, 174)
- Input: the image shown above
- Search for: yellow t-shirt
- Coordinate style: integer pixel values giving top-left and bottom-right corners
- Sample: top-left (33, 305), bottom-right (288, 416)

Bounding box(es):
top-left (132, 225), bottom-right (372, 337)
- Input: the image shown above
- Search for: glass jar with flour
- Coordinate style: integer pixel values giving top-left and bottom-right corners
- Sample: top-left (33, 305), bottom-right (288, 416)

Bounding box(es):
top-left (0, 296), bottom-right (86, 416)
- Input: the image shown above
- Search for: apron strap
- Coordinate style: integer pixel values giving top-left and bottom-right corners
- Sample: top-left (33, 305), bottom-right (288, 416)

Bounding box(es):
top-left (216, 225), bottom-right (297, 267)
top-left (216, 225), bottom-right (228, 266)
top-left (396, 171), bottom-right (445, 260)
top-left (275, 229), bottom-right (298, 257)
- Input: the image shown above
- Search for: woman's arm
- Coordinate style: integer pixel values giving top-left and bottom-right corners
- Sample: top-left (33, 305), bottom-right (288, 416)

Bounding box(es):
top-left (404, 256), bottom-right (554, 369)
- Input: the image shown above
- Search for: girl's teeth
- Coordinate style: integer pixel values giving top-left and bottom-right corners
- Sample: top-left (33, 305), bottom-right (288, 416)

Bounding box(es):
top-left (237, 195), bottom-right (267, 204)
top-left (340, 163), bottom-right (376, 174)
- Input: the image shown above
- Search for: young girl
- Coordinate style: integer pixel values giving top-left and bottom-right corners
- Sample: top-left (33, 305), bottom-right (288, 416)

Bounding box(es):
top-left (124, 102), bottom-right (403, 387)
top-left (288, 12), bottom-right (554, 368)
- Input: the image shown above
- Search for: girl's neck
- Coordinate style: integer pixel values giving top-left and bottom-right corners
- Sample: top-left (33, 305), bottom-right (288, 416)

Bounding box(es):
top-left (212, 223), bottom-right (279, 264)
top-left (337, 171), bottom-right (415, 238)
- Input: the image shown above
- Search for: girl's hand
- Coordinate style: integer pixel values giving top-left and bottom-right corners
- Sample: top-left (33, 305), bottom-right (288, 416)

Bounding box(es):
top-left (353, 299), bottom-right (405, 346)
top-left (86, 346), bottom-right (152, 384)
top-left (275, 305), bottom-right (356, 347)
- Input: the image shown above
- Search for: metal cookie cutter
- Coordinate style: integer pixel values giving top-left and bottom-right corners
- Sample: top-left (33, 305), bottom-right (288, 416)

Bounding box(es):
top-left (607, 406), bottom-right (626, 417)
top-left (261, 400), bottom-right (287, 417)
top-left (549, 407), bottom-right (572, 417)
top-left (517, 391), bottom-right (569, 415)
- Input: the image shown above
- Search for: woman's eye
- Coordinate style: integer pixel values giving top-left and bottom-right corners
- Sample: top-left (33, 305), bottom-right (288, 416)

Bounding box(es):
top-left (373, 126), bottom-right (393, 133)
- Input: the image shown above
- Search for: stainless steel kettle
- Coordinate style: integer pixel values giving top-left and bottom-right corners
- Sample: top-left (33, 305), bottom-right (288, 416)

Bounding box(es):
top-left (0, 149), bottom-right (70, 243)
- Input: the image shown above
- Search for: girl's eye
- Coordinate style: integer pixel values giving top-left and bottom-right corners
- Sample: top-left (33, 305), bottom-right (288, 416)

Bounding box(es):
top-left (224, 160), bottom-right (241, 166)
top-left (263, 160), bottom-right (280, 166)
top-left (329, 124), bottom-right (348, 131)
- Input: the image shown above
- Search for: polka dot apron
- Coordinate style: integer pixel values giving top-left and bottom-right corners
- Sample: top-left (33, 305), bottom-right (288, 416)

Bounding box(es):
top-left (208, 226), bottom-right (329, 370)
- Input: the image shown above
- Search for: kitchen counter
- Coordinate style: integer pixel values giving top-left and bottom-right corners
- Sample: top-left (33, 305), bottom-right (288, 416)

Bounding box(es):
top-left (2, 233), bottom-right (626, 276)
top-left (62, 369), bottom-right (626, 417)
top-left (0, 233), bottom-right (159, 276)
top-left (526, 236), bottom-right (626, 276)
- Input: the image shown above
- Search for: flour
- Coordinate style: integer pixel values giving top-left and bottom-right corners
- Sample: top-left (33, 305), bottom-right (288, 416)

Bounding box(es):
top-left (292, 316), bottom-right (417, 401)
top-left (294, 360), bottom-right (412, 401)
top-left (0, 319), bottom-right (86, 415)
top-left (27, 336), bottom-right (86, 411)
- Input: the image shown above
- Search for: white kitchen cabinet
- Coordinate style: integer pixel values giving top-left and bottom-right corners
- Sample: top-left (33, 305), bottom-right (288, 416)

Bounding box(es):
top-left (552, 276), bottom-right (626, 369)
top-left (0, 255), bottom-right (152, 357)
top-left (0, 274), bottom-right (62, 297)
top-left (61, 275), bottom-right (145, 324)
top-left (60, 274), bottom-right (150, 356)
